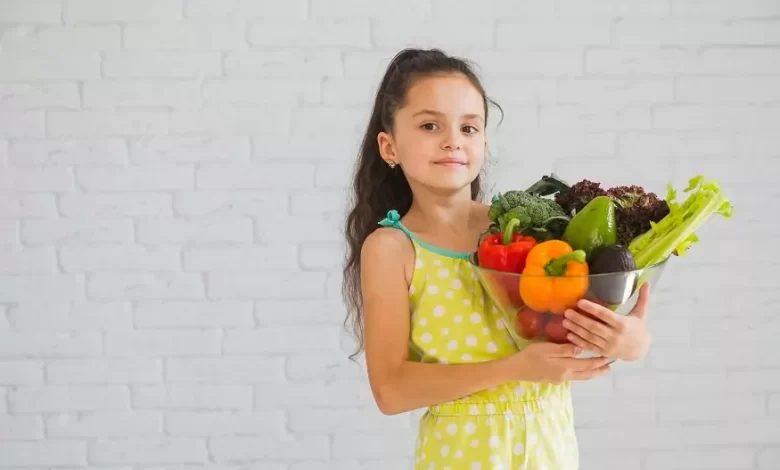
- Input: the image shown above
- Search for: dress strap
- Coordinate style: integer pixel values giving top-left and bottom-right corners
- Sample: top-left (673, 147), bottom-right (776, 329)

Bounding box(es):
top-left (378, 209), bottom-right (473, 260)
top-left (378, 209), bottom-right (415, 239)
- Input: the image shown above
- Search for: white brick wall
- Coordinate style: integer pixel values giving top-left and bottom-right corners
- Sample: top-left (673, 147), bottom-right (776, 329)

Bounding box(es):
top-left (0, 0), bottom-right (777, 469)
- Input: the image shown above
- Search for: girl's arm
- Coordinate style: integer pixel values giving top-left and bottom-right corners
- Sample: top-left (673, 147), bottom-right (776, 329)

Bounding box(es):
top-left (360, 228), bottom-right (517, 415)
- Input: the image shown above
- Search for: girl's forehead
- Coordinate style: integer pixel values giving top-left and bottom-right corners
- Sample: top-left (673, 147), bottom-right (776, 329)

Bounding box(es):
top-left (402, 75), bottom-right (485, 116)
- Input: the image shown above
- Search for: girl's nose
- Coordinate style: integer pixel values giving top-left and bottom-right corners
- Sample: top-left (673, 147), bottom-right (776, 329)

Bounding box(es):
top-left (441, 130), bottom-right (463, 150)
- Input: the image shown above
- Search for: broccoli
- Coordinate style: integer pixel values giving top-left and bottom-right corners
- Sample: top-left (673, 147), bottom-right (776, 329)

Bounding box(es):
top-left (488, 190), bottom-right (570, 239)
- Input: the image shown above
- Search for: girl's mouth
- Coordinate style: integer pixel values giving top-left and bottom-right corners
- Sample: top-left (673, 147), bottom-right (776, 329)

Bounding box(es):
top-left (434, 158), bottom-right (466, 167)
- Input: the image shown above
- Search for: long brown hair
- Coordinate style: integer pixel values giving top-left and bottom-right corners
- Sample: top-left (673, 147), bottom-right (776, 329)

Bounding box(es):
top-left (342, 48), bottom-right (503, 360)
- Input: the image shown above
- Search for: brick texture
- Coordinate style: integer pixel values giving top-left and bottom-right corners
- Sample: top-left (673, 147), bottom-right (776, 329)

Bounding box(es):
top-left (0, 1), bottom-right (777, 469)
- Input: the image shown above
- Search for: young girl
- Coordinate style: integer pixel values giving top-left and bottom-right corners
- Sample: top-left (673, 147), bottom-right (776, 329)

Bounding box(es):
top-left (342, 48), bottom-right (652, 470)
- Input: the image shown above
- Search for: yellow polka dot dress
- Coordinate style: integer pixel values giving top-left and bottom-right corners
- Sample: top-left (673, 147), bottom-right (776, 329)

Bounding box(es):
top-left (379, 210), bottom-right (580, 470)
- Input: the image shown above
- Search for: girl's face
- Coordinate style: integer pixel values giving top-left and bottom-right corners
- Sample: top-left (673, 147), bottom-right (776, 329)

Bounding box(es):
top-left (378, 73), bottom-right (487, 196)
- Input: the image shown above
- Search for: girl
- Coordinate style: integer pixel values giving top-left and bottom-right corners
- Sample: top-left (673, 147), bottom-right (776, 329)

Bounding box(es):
top-left (342, 48), bottom-right (652, 470)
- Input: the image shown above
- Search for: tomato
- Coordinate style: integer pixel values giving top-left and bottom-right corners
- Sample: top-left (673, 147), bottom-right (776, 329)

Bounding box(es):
top-left (544, 315), bottom-right (570, 344)
top-left (515, 307), bottom-right (546, 340)
top-left (500, 276), bottom-right (523, 308)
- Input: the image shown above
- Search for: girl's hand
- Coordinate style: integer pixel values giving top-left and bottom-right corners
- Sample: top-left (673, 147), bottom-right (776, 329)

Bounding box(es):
top-left (504, 342), bottom-right (613, 384)
top-left (561, 283), bottom-right (652, 362)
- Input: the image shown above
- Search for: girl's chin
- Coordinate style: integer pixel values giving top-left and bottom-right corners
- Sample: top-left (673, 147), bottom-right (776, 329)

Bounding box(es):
top-left (425, 178), bottom-right (477, 193)
top-left (406, 169), bottom-right (479, 192)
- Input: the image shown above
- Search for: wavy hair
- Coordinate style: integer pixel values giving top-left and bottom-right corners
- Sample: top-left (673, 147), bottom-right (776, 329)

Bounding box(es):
top-left (342, 48), bottom-right (503, 360)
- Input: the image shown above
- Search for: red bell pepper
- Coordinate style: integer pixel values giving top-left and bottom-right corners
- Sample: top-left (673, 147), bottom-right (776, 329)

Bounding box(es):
top-left (477, 218), bottom-right (537, 273)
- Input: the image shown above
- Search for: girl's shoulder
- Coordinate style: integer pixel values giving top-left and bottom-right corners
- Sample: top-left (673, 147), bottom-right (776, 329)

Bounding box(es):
top-left (362, 202), bottom-right (491, 266)
top-left (362, 225), bottom-right (414, 259)
top-left (362, 227), bottom-right (411, 252)
top-left (361, 225), bottom-right (416, 283)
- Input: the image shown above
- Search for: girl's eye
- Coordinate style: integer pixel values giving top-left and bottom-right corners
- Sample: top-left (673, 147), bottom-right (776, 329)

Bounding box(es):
top-left (421, 123), bottom-right (480, 133)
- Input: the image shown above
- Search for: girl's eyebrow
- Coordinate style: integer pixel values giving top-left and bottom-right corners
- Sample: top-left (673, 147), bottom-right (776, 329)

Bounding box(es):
top-left (412, 109), bottom-right (485, 122)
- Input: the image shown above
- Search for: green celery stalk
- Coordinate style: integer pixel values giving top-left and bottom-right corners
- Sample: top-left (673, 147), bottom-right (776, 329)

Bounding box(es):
top-left (628, 175), bottom-right (734, 269)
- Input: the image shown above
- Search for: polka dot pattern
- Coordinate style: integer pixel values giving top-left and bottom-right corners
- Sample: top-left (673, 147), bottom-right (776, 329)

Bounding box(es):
top-left (396, 231), bottom-right (578, 469)
top-left (415, 398), bottom-right (579, 469)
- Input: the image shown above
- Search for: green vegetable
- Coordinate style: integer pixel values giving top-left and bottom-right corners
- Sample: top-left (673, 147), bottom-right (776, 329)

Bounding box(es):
top-left (523, 173), bottom-right (571, 197)
top-left (628, 175), bottom-right (734, 268)
top-left (561, 195), bottom-right (617, 261)
top-left (488, 190), bottom-right (570, 238)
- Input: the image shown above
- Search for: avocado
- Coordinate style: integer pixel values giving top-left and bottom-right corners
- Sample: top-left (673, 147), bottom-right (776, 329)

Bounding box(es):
top-left (589, 245), bottom-right (638, 305)
top-left (590, 244), bottom-right (637, 274)
top-left (561, 195), bottom-right (617, 261)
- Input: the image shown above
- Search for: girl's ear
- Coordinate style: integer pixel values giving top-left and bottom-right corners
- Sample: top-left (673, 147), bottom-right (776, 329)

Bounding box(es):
top-left (377, 131), bottom-right (397, 165)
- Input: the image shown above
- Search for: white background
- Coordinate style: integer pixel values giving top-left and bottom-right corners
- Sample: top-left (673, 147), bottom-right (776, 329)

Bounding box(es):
top-left (0, 0), bottom-right (778, 469)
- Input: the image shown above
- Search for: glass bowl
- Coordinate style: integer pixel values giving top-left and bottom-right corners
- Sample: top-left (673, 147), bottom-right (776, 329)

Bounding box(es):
top-left (469, 253), bottom-right (668, 358)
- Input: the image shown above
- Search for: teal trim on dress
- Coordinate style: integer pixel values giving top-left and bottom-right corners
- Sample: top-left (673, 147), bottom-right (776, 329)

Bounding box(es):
top-left (378, 210), bottom-right (472, 260)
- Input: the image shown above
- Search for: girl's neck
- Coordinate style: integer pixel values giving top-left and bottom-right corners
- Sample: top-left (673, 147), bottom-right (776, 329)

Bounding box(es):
top-left (406, 188), bottom-right (479, 232)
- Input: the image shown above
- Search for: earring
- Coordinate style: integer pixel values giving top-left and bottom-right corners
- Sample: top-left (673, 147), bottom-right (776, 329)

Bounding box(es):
top-left (387, 161), bottom-right (397, 169)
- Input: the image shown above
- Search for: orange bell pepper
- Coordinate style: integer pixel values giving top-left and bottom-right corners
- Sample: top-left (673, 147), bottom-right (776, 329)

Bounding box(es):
top-left (519, 239), bottom-right (589, 315)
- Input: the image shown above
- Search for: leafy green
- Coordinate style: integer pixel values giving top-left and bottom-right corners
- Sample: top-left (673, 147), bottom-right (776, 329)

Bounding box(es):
top-left (628, 175), bottom-right (734, 268)
top-left (488, 190), bottom-right (570, 238)
top-left (523, 173), bottom-right (571, 197)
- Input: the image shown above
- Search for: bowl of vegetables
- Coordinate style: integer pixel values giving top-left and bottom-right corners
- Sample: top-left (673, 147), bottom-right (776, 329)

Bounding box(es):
top-left (471, 173), bottom-right (733, 353)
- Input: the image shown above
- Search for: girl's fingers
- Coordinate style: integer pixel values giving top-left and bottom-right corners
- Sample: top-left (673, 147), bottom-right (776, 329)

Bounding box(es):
top-left (575, 299), bottom-right (622, 328)
top-left (566, 332), bottom-right (604, 355)
top-left (563, 311), bottom-right (611, 342)
top-left (561, 355), bottom-right (612, 372)
top-left (570, 363), bottom-right (611, 381)
top-left (630, 282), bottom-right (651, 319)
